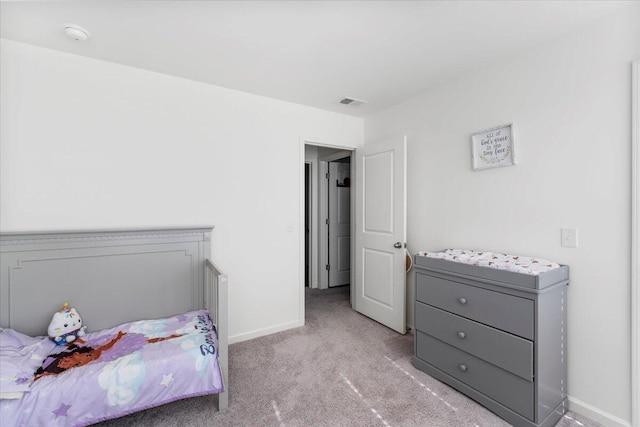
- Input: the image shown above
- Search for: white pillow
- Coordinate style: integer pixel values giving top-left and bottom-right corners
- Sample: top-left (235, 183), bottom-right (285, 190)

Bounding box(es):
top-left (0, 392), bottom-right (24, 400)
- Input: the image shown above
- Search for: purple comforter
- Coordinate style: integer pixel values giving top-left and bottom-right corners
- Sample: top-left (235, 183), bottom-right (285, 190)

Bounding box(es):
top-left (0, 309), bottom-right (223, 426)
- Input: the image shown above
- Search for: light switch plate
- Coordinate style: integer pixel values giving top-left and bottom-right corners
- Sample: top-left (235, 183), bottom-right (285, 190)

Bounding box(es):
top-left (561, 228), bottom-right (578, 248)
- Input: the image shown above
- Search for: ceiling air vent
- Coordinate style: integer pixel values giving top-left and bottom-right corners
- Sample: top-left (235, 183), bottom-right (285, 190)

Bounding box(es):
top-left (339, 97), bottom-right (367, 107)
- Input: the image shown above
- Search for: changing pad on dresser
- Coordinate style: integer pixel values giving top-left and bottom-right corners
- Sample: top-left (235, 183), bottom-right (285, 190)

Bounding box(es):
top-left (417, 249), bottom-right (560, 276)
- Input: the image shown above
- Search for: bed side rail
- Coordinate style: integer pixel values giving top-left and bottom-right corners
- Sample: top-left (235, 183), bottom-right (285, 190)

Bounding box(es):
top-left (205, 258), bottom-right (228, 411)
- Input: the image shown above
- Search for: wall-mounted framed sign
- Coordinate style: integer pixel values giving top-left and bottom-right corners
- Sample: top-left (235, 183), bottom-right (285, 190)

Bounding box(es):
top-left (471, 124), bottom-right (515, 170)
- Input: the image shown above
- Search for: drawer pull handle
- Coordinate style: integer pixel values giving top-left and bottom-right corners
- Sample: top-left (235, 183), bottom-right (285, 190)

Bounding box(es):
top-left (458, 364), bottom-right (468, 372)
top-left (457, 297), bottom-right (467, 305)
top-left (457, 331), bottom-right (466, 339)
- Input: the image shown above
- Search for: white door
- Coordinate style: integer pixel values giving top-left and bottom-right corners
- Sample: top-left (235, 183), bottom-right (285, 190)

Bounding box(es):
top-left (354, 136), bottom-right (407, 334)
top-left (328, 161), bottom-right (351, 287)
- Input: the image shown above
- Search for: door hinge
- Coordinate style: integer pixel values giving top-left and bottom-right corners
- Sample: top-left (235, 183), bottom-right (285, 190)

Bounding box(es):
top-left (326, 172), bottom-right (330, 179)
top-left (325, 218), bottom-right (330, 225)
top-left (326, 264), bottom-right (330, 271)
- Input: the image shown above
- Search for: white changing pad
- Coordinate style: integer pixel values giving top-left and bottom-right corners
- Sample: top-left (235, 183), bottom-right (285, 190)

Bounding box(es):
top-left (417, 249), bottom-right (560, 276)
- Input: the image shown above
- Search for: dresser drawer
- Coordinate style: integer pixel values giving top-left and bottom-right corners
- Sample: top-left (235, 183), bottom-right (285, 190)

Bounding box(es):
top-left (416, 331), bottom-right (534, 420)
top-left (415, 302), bottom-right (533, 380)
top-left (416, 274), bottom-right (534, 340)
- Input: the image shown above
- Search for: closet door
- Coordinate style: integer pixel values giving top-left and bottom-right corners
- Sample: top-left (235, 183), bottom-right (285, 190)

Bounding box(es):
top-left (328, 161), bottom-right (351, 287)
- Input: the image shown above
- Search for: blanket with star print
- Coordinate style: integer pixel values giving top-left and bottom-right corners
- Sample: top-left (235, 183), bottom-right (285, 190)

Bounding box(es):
top-left (0, 309), bottom-right (223, 427)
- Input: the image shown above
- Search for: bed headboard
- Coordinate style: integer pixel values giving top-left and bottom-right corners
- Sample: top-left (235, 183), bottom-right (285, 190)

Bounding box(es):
top-left (0, 226), bottom-right (213, 337)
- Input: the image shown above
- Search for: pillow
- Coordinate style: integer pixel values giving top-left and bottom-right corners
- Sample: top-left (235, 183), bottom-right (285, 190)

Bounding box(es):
top-left (0, 329), bottom-right (55, 395)
top-left (0, 392), bottom-right (24, 400)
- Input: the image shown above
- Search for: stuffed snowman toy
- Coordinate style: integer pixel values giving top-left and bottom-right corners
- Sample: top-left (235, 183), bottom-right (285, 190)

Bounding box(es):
top-left (47, 302), bottom-right (87, 345)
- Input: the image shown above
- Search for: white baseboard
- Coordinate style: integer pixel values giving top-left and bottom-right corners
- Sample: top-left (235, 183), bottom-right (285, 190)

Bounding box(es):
top-left (229, 319), bottom-right (304, 345)
top-left (569, 396), bottom-right (631, 427)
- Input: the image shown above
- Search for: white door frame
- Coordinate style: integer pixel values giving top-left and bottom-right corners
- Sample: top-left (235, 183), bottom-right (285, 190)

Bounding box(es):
top-left (318, 159), bottom-right (329, 290)
top-left (304, 161), bottom-right (314, 288)
top-left (631, 59), bottom-right (639, 427)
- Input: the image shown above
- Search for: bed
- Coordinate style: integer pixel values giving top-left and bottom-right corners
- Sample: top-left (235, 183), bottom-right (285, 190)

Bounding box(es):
top-left (0, 226), bottom-right (228, 426)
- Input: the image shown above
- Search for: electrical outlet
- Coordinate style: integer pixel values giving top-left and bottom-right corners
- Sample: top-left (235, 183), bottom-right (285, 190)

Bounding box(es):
top-left (561, 228), bottom-right (578, 248)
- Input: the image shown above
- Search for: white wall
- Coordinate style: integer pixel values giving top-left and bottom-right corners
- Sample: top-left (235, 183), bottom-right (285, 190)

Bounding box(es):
top-left (0, 40), bottom-right (364, 343)
top-left (364, 6), bottom-right (640, 426)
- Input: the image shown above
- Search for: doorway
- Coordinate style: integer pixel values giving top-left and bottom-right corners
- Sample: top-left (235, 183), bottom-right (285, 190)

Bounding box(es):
top-left (304, 144), bottom-right (353, 291)
top-left (300, 137), bottom-right (408, 333)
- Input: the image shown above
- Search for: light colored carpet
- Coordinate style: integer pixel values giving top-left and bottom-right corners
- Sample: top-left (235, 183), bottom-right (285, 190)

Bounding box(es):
top-left (97, 286), bottom-right (602, 427)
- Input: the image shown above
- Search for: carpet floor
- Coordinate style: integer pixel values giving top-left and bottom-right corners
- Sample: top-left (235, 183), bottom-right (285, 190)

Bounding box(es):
top-left (97, 286), bottom-right (602, 427)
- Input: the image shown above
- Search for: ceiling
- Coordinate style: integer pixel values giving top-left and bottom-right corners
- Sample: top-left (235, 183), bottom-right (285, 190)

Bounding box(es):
top-left (0, 1), bottom-right (631, 117)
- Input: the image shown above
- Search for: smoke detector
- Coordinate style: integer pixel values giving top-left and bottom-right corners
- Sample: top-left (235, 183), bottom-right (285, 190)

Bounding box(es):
top-left (63, 23), bottom-right (90, 41)
top-left (339, 97), bottom-right (367, 107)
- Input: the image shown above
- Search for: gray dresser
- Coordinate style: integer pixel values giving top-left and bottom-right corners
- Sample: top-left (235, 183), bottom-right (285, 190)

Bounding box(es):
top-left (412, 254), bottom-right (569, 427)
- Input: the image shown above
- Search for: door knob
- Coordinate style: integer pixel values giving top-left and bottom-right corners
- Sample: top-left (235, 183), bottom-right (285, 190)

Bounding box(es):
top-left (394, 242), bottom-right (402, 249)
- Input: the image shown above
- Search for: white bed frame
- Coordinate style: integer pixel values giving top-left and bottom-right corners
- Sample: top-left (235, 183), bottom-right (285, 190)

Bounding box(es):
top-left (0, 226), bottom-right (228, 411)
